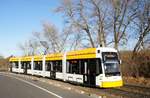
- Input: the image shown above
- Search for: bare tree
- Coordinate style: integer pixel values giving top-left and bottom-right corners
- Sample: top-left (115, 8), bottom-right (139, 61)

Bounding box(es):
top-left (90, 0), bottom-right (107, 47)
top-left (28, 39), bottom-right (40, 55)
top-left (18, 41), bottom-right (29, 56)
top-left (56, 0), bottom-right (141, 49)
top-left (42, 22), bottom-right (66, 53)
top-left (18, 39), bottom-right (40, 56)
top-left (18, 0), bottom-right (149, 57)
top-left (110, 0), bottom-right (139, 50)
top-left (133, 0), bottom-right (150, 55)
top-left (32, 31), bottom-right (49, 54)
top-left (55, 0), bottom-right (110, 48)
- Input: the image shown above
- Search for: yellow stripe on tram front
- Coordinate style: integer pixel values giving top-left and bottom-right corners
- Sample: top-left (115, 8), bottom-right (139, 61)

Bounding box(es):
top-left (101, 80), bottom-right (123, 88)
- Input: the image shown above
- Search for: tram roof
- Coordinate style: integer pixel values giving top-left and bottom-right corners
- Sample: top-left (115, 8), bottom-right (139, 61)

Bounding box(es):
top-left (33, 55), bottom-right (43, 61)
top-left (45, 53), bottom-right (63, 61)
top-left (9, 47), bottom-right (117, 62)
top-left (66, 48), bottom-right (96, 60)
top-left (9, 57), bottom-right (20, 62)
top-left (20, 56), bottom-right (32, 61)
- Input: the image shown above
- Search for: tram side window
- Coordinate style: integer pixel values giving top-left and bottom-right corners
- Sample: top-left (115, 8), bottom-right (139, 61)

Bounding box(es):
top-left (53, 61), bottom-right (62, 72)
top-left (67, 60), bottom-right (79, 74)
top-left (80, 60), bottom-right (87, 74)
top-left (67, 60), bottom-right (76, 74)
top-left (67, 59), bottom-right (85, 74)
top-left (34, 61), bottom-right (42, 70)
top-left (13, 62), bottom-right (19, 68)
top-left (96, 59), bottom-right (102, 74)
top-left (27, 62), bottom-right (31, 69)
top-left (16, 62), bottom-right (19, 68)
top-left (88, 59), bottom-right (96, 75)
top-left (67, 59), bottom-right (102, 75)
top-left (45, 61), bottom-right (51, 71)
top-left (21, 62), bottom-right (25, 69)
top-left (86, 58), bottom-right (102, 75)
top-left (20, 62), bottom-right (31, 69)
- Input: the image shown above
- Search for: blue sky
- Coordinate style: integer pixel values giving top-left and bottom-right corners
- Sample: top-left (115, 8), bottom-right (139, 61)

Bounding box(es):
top-left (0, 0), bottom-right (138, 57)
top-left (0, 0), bottom-right (63, 57)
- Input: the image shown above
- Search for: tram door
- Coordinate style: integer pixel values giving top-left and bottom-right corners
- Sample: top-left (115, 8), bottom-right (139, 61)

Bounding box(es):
top-left (84, 59), bottom-right (96, 86)
top-left (22, 62), bottom-right (27, 74)
top-left (50, 62), bottom-right (56, 79)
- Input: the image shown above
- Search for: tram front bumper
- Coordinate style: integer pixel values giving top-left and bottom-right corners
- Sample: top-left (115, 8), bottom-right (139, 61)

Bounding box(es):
top-left (101, 80), bottom-right (123, 88)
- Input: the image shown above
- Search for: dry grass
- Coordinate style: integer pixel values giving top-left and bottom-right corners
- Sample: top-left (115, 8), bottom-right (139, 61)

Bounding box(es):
top-left (123, 76), bottom-right (150, 87)
top-left (120, 50), bottom-right (150, 78)
top-left (119, 50), bottom-right (150, 87)
top-left (0, 58), bottom-right (9, 71)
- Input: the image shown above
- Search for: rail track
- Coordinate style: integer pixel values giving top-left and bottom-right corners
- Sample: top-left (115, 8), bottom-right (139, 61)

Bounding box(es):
top-left (73, 83), bottom-right (150, 98)
top-left (103, 84), bottom-right (150, 98)
top-left (123, 84), bottom-right (150, 95)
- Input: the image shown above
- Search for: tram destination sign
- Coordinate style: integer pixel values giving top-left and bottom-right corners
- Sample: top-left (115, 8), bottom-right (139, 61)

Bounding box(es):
top-left (102, 52), bottom-right (118, 61)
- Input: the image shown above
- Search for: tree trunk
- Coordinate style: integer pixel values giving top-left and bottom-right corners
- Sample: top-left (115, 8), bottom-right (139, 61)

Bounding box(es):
top-left (85, 28), bottom-right (95, 48)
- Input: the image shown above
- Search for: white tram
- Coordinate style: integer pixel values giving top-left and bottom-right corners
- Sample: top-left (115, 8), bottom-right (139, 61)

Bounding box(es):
top-left (9, 47), bottom-right (123, 88)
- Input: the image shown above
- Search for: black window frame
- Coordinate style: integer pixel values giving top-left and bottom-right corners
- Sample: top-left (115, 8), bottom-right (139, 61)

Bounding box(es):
top-left (21, 62), bottom-right (31, 69)
top-left (67, 58), bottom-right (102, 75)
top-left (45, 61), bottom-right (51, 71)
top-left (12, 62), bottom-right (19, 68)
top-left (34, 61), bottom-right (43, 70)
top-left (45, 60), bottom-right (62, 72)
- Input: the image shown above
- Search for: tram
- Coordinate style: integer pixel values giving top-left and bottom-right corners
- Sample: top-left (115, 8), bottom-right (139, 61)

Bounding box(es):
top-left (9, 47), bottom-right (123, 88)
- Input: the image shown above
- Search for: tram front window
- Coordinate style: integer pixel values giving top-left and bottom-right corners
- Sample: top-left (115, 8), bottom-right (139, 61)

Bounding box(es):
top-left (104, 62), bottom-right (120, 76)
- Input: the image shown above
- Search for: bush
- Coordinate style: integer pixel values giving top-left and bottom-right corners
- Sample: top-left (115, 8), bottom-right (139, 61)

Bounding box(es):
top-left (120, 50), bottom-right (150, 78)
top-left (0, 58), bottom-right (9, 71)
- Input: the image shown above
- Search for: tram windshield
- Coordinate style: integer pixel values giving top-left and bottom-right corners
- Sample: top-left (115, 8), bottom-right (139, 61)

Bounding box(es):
top-left (102, 52), bottom-right (121, 76)
top-left (104, 61), bottom-right (120, 76)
